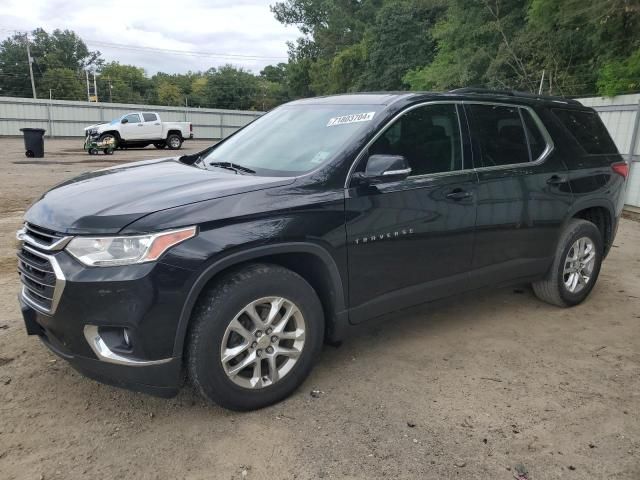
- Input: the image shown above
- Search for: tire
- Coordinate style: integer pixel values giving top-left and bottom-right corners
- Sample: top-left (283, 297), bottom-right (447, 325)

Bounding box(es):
top-left (187, 264), bottom-right (324, 411)
top-left (88, 148), bottom-right (98, 155)
top-left (25, 150), bottom-right (34, 158)
top-left (532, 219), bottom-right (603, 307)
top-left (153, 142), bottom-right (166, 149)
top-left (98, 133), bottom-right (118, 148)
top-left (166, 134), bottom-right (183, 150)
top-left (104, 149), bottom-right (114, 155)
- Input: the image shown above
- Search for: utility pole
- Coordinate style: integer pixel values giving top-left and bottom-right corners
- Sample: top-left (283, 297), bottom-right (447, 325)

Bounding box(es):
top-left (108, 77), bottom-right (113, 103)
top-left (85, 70), bottom-right (90, 101)
top-left (93, 71), bottom-right (98, 102)
top-left (538, 70), bottom-right (545, 95)
top-left (24, 33), bottom-right (37, 99)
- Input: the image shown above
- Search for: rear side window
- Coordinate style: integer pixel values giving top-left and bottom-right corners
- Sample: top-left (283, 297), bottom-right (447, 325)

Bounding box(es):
top-left (468, 104), bottom-right (530, 167)
top-left (142, 113), bottom-right (158, 122)
top-left (552, 109), bottom-right (617, 155)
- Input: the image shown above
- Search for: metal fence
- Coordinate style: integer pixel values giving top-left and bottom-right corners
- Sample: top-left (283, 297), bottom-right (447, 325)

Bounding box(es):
top-left (579, 94), bottom-right (640, 209)
top-left (0, 96), bottom-right (262, 140)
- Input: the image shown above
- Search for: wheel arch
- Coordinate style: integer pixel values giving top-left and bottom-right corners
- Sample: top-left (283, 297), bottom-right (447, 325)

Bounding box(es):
top-left (564, 198), bottom-right (616, 255)
top-left (166, 129), bottom-right (183, 140)
top-left (99, 130), bottom-right (121, 142)
top-left (172, 243), bottom-right (348, 358)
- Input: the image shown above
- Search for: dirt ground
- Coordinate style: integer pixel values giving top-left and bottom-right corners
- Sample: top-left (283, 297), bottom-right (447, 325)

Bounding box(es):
top-left (0, 138), bottom-right (638, 480)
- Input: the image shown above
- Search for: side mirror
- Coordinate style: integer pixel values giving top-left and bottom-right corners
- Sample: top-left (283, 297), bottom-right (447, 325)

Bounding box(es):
top-left (353, 154), bottom-right (411, 184)
top-left (121, 118), bottom-right (128, 124)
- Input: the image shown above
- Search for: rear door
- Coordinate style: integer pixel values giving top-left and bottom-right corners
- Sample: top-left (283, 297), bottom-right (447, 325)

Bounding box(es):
top-left (346, 102), bottom-right (477, 322)
top-left (141, 113), bottom-right (162, 140)
top-left (464, 102), bottom-right (573, 287)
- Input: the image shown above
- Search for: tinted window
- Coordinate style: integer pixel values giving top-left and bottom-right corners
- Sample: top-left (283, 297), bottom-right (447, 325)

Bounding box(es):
top-left (522, 110), bottom-right (546, 159)
top-left (469, 104), bottom-right (529, 167)
top-left (552, 109), bottom-right (617, 155)
top-left (124, 113), bottom-right (140, 123)
top-left (142, 113), bottom-right (157, 122)
top-left (369, 104), bottom-right (462, 176)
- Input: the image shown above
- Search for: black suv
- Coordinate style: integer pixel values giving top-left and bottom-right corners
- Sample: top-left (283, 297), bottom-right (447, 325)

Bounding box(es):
top-left (18, 90), bottom-right (627, 410)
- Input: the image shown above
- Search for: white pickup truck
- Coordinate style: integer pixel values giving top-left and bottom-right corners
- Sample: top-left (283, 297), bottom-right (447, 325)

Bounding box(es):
top-left (84, 112), bottom-right (193, 150)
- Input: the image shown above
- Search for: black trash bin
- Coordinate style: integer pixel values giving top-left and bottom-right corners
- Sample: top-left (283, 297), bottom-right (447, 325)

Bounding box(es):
top-left (19, 128), bottom-right (46, 158)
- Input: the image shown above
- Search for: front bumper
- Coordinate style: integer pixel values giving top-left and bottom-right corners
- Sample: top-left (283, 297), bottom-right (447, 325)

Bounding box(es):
top-left (19, 248), bottom-right (196, 397)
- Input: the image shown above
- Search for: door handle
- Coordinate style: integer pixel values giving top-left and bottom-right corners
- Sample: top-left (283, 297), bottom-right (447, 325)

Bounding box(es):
top-left (546, 174), bottom-right (568, 185)
top-left (446, 189), bottom-right (472, 201)
top-left (154, 123), bottom-right (160, 125)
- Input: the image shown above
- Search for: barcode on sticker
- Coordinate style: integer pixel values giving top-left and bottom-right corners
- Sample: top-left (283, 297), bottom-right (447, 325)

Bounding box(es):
top-left (327, 112), bottom-right (375, 127)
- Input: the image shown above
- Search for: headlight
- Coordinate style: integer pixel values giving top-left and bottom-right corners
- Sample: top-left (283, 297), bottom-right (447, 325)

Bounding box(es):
top-left (66, 226), bottom-right (197, 267)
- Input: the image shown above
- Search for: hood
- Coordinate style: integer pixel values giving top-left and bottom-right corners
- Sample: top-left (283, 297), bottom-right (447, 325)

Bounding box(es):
top-left (84, 122), bottom-right (108, 131)
top-left (25, 158), bottom-right (295, 234)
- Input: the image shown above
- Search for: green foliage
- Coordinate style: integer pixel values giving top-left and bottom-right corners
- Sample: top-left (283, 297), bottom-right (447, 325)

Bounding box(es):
top-left (0, 28), bottom-right (100, 98)
top-left (37, 68), bottom-right (85, 100)
top-left (275, 0), bottom-right (640, 97)
top-left (598, 49), bottom-right (640, 96)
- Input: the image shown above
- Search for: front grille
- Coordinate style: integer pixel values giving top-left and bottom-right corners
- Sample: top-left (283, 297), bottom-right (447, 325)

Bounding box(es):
top-left (18, 246), bottom-right (57, 311)
top-left (24, 222), bottom-right (66, 247)
top-left (17, 223), bottom-right (68, 314)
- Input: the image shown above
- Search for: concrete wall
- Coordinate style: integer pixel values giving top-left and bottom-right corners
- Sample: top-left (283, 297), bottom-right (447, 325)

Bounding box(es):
top-left (0, 96), bottom-right (262, 140)
top-left (579, 94), bottom-right (640, 208)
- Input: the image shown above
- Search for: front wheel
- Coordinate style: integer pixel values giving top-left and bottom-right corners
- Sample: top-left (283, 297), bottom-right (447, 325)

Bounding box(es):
top-left (98, 133), bottom-right (118, 148)
top-left (187, 264), bottom-right (324, 410)
top-left (166, 134), bottom-right (182, 150)
top-left (532, 219), bottom-right (603, 307)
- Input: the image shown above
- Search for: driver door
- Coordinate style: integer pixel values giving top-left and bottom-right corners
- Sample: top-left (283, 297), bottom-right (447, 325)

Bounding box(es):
top-left (345, 103), bottom-right (478, 323)
top-left (120, 113), bottom-right (143, 140)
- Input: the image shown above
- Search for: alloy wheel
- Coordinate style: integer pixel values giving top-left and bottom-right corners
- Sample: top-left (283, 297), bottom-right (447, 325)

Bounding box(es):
top-left (220, 296), bottom-right (306, 389)
top-left (563, 237), bottom-right (596, 294)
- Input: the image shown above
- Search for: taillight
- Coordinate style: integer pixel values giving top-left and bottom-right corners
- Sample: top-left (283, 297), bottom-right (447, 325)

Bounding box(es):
top-left (611, 161), bottom-right (629, 178)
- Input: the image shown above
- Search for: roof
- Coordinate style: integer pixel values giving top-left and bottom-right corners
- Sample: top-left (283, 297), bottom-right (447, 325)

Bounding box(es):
top-left (286, 89), bottom-right (587, 110)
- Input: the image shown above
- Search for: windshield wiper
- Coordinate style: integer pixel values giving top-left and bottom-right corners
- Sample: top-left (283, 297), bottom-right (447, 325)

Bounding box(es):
top-left (209, 161), bottom-right (256, 175)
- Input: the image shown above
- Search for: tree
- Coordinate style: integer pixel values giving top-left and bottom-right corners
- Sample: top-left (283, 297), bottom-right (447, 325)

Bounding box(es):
top-left (98, 62), bottom-right (152, 104)
top-left (205, 65), bottom-right (261, 109)
top-left (38, 68), bottom-right (85, 100)
top-left (0, 28), bottom-right (100, 98)
top-left (156, 79), bottom-right (183, 105)
top-left (361, 0), bottom-right (444, 90)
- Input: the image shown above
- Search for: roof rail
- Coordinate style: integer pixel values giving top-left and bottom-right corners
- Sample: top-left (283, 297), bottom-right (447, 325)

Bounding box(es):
top-left (448, 87), bottom-right (581, 105)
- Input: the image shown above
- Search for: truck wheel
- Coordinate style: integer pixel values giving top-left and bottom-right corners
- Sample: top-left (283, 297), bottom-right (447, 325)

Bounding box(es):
top-left (532, 219), bottom-right (603, 307)
top-left (166, 134), bottom-right (182, 150)
top-left (187, 264), bottom-right (324, 411)
top-left (98, 133), bottom-right (118, 148)
top-left (153, 142), bottom-right (166, 149)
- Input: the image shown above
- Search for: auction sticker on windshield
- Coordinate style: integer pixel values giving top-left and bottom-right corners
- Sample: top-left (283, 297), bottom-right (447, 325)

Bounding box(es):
top-left (326, 112), bottom-right (375, 127)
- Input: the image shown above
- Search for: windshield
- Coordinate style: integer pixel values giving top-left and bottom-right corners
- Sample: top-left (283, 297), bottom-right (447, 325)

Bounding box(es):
top-left (202, 104), bottom-right (383, 176)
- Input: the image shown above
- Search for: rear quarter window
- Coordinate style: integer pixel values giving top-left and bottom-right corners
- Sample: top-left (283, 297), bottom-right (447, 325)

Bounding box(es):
top-left (552, 109), bottom-right (618, 155)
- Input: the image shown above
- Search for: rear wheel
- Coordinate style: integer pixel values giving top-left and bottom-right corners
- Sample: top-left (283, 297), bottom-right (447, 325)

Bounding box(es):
top-left (166, 134), bottom-right (182, 150)
top-left (532, 219), bottom-right (603, 307)
top-left (187, 264), bottom-right (324, 410)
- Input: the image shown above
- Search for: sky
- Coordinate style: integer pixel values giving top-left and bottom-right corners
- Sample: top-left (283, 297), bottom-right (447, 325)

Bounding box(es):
top-left (0, 0), bottom-right (300, 74)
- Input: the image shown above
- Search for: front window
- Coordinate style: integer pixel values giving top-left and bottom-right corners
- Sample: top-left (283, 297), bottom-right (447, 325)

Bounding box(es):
top-left (123, 113), bottom-right (141, 124)
top-left (202, 105), bottom-right (383, 176)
